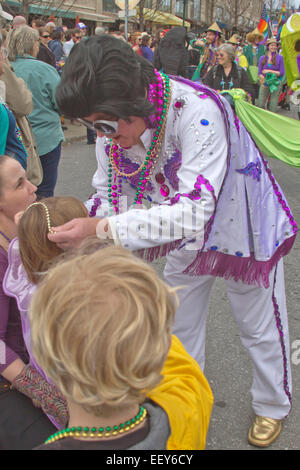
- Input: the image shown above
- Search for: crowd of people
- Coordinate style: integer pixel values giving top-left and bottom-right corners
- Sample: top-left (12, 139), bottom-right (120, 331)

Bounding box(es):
top-left (0, 5), bottom-right (299, 452)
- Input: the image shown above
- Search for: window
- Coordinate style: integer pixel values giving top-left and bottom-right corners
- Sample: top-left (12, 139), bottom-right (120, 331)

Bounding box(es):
top-left (191, 0), bottom-right (201, 20)
top-left (160, 0), bottom-right (172, 13)
top-left (175, 0), bottom-right (184, 16)
top-left (224, 9), bottom-right (230, 22)
top-left (103, 0), bottom-right (120, 13)
top-left (216, 6), bottom-right (223, 21)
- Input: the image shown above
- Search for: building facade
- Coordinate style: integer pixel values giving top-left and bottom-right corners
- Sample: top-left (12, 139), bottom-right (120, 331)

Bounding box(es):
top-left (3, 0), bottom-right (263, 32)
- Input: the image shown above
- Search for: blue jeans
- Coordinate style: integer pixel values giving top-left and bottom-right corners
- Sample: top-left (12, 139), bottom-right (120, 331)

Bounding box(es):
top-left (37, 142), bottom-right (62, 199)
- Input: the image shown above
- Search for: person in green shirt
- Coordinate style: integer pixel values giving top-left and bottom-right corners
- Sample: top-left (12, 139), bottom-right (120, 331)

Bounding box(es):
top-left (7, 25), bottom-right (64, 199)
top-left (191, 22), bottom-right (223, 82)
top-left (243, 28), bottom-right (266, 103)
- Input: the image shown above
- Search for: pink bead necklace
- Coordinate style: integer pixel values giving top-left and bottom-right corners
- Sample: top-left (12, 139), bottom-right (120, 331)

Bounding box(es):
top-left (107, 71), bottom-right (171, 214)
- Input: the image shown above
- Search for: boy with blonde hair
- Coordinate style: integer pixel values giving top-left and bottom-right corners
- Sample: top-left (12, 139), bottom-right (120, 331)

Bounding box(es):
top-left (30, 245), bottom-right (213, 450)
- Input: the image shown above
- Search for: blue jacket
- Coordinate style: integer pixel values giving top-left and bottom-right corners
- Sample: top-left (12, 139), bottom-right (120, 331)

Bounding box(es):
top-left (48, 39), bottom-right (64, 62)
top-left (4, 105), bottom-right (27, 169)
top-left (12, 55), bottom-right (64, 156)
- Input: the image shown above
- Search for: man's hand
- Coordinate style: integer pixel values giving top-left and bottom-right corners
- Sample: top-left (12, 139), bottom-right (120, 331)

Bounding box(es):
top-left (47, 217), bottom-right (101, 249)
top-left (195, 39), bottom-right (205, 47)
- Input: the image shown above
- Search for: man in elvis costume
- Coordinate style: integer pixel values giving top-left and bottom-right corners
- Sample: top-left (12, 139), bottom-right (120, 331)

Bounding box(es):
top-left (51, 36), bottom-right (297, 447)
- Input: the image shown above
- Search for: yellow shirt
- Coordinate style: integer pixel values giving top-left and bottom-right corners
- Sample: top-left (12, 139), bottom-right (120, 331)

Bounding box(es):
top-left (235, 51), bottom-right (249, 70)
top-left (148, 335), bottom-right (214, 450)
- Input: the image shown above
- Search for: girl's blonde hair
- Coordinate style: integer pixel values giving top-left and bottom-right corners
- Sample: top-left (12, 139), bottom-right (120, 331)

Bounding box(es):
top-left (18, 196), bottom-right (88, 284)
top-left (29, 245), bottom-right (178, 416)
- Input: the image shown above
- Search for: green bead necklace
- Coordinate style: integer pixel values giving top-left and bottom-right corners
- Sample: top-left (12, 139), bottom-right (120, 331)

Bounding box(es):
top-left (107, 72), bottom-right (171, 213)
top-left (45, 405), bottom-right (147, 444)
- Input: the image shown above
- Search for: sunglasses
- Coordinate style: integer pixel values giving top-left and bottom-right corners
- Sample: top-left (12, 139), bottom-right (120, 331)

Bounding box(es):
top-left (77, 118), bottom-right (119, 135)
top-left (42, 35), bottom-right (50, 38)
top-left (216, 53), bottom-right (225, 58)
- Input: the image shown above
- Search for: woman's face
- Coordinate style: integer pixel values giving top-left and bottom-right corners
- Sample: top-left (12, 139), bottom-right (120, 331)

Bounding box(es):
top-left (0, 158), bottom-right (37, 221)
top-left (268, 42), bottom-right (277, 53)
top-left (40, 31), bottom-right (51, 46)
top-left (84, 113), bottom-right (147, 149)
top-left (217, 50), bottom-right (231, 67)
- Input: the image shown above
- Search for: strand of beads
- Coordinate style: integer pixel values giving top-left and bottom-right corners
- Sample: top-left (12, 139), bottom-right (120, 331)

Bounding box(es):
top-left (147, 69), bottom-right (166, 128)
top-left (108, 72), bottom-right (171, 211)
top-left (44, 406), bottom-right (147, 444)
top-left (134, 76), bottom-right (170, 206)
top-left (108, 73), bottom-right (169, 180)
top-left (108, 152), bottom-right (123, 214)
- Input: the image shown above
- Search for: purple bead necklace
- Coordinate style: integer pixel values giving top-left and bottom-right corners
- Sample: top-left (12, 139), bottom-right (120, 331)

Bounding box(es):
top-left (107, 71), bottom-right (171, 213)
top-left (0, 230), bottom-right (11, 243)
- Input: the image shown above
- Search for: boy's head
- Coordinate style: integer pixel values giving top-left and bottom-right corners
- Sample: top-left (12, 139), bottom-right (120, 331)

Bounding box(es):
top-left (29, 245), bottom-right (177, 417)
top-left (18, 196), bottom-right (88, 284)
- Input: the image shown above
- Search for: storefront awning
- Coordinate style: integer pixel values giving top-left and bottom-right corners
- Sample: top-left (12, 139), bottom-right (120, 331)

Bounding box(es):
top-left (5, 1), bottom-right (112, 22)
top-left (73, 11), bottom-right (115, 23)
top-left (137, 7), bottom-right (190, 28)
top-left (5, 1), bottom-right (75, 18)
top-left (29, 4), bottom-right (76, 19)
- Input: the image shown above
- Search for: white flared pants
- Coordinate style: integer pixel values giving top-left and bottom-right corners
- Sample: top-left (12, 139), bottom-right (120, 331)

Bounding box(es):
top-left (164, 250), bottom-right (292, 419)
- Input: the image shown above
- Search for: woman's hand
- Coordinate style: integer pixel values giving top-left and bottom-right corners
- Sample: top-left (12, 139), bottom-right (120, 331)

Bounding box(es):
top-left (47, 217), bottom-right (101, 250)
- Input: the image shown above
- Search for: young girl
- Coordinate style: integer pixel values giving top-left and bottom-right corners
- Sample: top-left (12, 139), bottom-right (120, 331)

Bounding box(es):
top-left (3, 196), bottom-right (88, 434)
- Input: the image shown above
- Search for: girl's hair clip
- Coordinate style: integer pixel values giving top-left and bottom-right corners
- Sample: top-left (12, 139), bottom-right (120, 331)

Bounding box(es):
top-left (22, 202), bottom-right (55, 234)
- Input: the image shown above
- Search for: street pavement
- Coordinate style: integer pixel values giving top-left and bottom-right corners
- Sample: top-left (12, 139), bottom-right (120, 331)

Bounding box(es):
top-left (56, 110), bottom-right (300, 451)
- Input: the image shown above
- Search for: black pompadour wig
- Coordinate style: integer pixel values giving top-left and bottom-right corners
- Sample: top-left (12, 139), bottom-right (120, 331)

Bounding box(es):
top-left (56, 35), bottom-right (157, 120)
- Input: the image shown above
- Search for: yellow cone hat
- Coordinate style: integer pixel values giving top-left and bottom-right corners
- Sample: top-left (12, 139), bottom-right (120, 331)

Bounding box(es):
top-left (206, 22), bottom-right (222, 35)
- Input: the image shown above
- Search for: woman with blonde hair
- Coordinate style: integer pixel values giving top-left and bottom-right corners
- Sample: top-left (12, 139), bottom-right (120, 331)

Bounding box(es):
top-left (0, 155), bottom-right (58, 449)
top-left (131, 31), bottom-right (143, 56)
top-left (29, 245), bottom-right (213, 450)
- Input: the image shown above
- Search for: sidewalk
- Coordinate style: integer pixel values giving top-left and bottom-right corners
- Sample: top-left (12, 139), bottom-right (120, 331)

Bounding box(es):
top-left (62, 119), bottom-right (87, 144)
